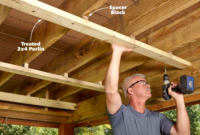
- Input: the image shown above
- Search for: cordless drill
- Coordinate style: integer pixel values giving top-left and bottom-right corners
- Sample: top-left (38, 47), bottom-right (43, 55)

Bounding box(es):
top-left (162, 69), bottom-right (194, 100)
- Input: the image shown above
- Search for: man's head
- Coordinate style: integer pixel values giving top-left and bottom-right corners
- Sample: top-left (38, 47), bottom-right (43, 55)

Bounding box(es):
top-left (122, 74), bottom-right (151, 100)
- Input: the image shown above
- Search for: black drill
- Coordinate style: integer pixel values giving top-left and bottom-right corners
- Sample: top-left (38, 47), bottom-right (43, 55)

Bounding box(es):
top-left (162, 70), bottom-right (194, 100)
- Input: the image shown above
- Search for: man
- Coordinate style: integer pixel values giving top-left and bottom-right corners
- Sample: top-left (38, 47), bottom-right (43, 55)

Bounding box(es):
top-left (105, 44), bottom-right (190, 135)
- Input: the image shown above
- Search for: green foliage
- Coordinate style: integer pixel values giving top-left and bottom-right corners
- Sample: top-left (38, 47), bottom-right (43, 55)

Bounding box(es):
top-left (162, 104), bottom-right (200, 135)
top-left (0, 124), bottom-right (58, 135)
top-left (75, 124), bottom-right (112, 135)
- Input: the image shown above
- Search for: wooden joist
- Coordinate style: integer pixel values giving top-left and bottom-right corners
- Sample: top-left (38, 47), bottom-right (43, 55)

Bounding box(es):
top-left (16, 0), bottom-right (197, 96)
top-left (0, 118), bottom-right (59, 128)
top-left (0, 91), bottom-right (77, 110)
top-left (128, 0), bottom-right (200, 36)
top-left (82, 0), bottom-right (108, 17)
top-left (0, 4), bottom-right (11, 24)
top-left (0, 109), bottom-right (67, 123)
top-left (0, 0), bottom-right (192, 69)
top-left (0, 105), bottom-right (71, 117)
top-left (147, 93), bottom-right (200, 111)
top-left (0, 61), bottom-right (104, 93)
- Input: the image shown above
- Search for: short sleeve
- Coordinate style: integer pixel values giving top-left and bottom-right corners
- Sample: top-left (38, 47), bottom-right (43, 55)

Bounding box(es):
top-left (159, 113), bottom-right (176, 135)
top-left (107, 103), bottom-right (125, 128)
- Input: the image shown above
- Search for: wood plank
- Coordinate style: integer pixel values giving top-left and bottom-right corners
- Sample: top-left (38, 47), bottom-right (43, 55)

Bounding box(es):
top-left (127, 0), bottom-right (200, 36)
top-left (0, 105), bottom-right (71, 117)
top-left (0, 5), bottom-right (11, 24)
top-left (82, 0), bottom-right (108, 17)
top-left (0, 61), bottom-right (105, 93)
top-left (18, 0), bottom-right (195, 96)
top-left (0, 110), bottom-right (67, 123)
top-left (0, 118), bottom-right (59, 128)
top-left (54, 6), bottom-right (200, 100)
top-left (0, 0), bottom-right (98, 86)
top-left (154, 99), bottom-right (200, 113)
top-left (0, 91), bottom-right (77, 110)
top-left (147, 93), bottom-right (200, 111)
top-left (0, 0), bottom-right (191, 69)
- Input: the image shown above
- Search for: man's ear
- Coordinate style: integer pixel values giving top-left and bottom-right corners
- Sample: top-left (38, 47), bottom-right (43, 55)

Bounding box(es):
top-left (127, 88), bottom-right (134, 95)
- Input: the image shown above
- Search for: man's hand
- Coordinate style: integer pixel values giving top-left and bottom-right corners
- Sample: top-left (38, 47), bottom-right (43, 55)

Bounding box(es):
top-left (168, 82), bottom-right (184, 101)
top-left (111, 44), bottom-right (132, 53)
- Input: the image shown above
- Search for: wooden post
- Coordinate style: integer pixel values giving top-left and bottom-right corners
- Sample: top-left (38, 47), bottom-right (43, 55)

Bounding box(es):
top-left (59, 124), bottom-right (75, 135)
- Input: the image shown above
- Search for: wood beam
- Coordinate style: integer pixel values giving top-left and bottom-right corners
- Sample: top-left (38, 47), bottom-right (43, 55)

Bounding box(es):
top-left (0, 61), bottom-right (105, 94)
top-left (0, 5), bottom-right (11, 25)
top-left (147, 93), bottom-right (200, 111)
top-left (0, 91), bottom-right (77, 110)
top-left (82, 0), bottom-right (108, 17)
top-left (53, 5), bottom-right (200, 100)
top-left (0, 105), bottom-right (71, 117)
top-left (0, 0), bottom-right (98, 86)
top-left (17, 0), bottom-right (196, 96)
top-left (0, 110), bottom-right (67, 123)
top-left (0, 101), bottom-right (69, 124)
top-left (0, 0), bottom-right (192, 69)
top-left (0, 118), bottom-right (59, 128)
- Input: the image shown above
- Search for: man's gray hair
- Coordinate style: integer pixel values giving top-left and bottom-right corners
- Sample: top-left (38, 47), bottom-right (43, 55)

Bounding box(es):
top-left (122, 74), bottom-right (145, 98)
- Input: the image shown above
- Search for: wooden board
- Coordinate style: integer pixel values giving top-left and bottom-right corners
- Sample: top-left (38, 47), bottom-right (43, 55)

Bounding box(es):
top-left (0, 5), bottom-right (11, 24)
top-left (0, 61), bottom-right (105, 93)
top-left (0, 118), bottom-right (59, 128)
top-left (0, 105), bottom-right (71, 117)
top-left (82, 0), bottom-right (108, 17)
top-left (0, 91), bottom-right (77, 110)
top-left (0, 110), bottom-right (67, 123)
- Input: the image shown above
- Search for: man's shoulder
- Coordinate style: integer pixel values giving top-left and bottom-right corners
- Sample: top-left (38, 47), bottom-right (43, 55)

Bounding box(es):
top-left (145, 108), bottom-right (161, 116)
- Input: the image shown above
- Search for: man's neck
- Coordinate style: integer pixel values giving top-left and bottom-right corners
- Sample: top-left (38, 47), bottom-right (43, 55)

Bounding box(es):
top-left (129, 98), bottom-right (146, 113)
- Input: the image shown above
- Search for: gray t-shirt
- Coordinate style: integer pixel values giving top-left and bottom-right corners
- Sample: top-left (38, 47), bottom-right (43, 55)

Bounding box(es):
top-left (107, 104), bottom-right (175, 135)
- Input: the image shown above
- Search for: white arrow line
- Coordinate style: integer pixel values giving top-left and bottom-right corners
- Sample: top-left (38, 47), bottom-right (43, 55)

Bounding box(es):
top-left (89, 7), bottom-right (108, 17)
top-left (30, 19), bottom-right (42, 41)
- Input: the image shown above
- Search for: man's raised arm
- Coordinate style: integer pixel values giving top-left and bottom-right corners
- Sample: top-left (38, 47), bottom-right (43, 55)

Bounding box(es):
top-left (105, 44), bottom-right (132, 114)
